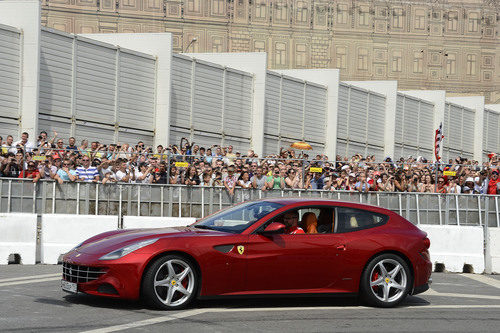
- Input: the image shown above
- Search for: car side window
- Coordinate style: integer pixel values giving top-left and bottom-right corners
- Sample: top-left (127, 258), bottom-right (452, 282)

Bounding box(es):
top-left (335, 207), bottom-right (387, 233)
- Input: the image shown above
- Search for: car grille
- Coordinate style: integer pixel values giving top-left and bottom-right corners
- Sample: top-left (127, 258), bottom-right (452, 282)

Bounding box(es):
top-left (62, 262), bottom-right (106, 283)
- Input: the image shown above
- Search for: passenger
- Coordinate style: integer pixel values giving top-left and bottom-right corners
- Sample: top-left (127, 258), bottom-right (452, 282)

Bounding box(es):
top-left (283, 211), bottom-right (305, 234)
top-left (301, 212), bottom-right (318, 234)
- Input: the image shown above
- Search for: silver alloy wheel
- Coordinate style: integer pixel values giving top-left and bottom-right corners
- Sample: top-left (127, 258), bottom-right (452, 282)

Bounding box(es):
top-left (153, 259), bottom-right (195, 307)
top-left (369, 258), bottom-right (407, 303)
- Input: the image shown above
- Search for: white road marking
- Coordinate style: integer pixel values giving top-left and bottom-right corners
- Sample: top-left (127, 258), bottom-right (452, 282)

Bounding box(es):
top-left (0, 277), bottom-right (61, 287)
top-left (460, 274), bottom-right (500, 289)
top-left (424, 289), bottom-right (500, 300)
top-left (80, 308), bottom-right (213, 333)
top-left (0, 273), bottom-right (60, 283)
top-left (79, 304), bottom-right (500, 333)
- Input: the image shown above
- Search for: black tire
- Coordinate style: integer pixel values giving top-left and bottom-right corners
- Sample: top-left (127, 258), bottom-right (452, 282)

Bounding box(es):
top-left (141, 254), bottom-right (199, 310)
top-left (359, 253), bottom-right (412, 308)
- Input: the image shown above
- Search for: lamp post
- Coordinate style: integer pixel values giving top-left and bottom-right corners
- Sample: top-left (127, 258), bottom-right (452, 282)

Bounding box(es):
top-left (184, 37), bottom-right (197, 53)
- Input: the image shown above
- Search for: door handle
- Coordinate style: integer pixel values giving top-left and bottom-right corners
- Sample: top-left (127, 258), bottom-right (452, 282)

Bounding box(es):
top-left (336, 244), bottom-right (346, 251)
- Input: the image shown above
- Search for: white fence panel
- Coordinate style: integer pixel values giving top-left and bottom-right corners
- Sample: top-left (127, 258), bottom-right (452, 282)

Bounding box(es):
top-left (39, 30), bottom-right (73, 118)
top-left (123, 216), bottom-right (196, 229)
top-left (118, 51), bottom-right (156, 131)
top-left (0, 25), bottom-right (21, 123)
top-left (170, 55), bottom-right (192, 129)
top-left (192, 62), bottom-right (224, 134)
top-left (75, 39), bottom-right (116, 125)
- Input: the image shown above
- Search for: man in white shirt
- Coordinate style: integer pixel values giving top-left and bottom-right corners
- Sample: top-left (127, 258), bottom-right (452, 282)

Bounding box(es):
top-left (13, 132), bottom-right (35, 153)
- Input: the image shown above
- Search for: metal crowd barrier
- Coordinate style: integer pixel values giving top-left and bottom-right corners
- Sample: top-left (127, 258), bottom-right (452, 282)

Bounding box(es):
top-left (0, 179), bottom-right (499, 227)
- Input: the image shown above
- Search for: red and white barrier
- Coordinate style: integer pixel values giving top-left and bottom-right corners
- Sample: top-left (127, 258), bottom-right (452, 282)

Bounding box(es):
top-left (0, 213), bottom-right (37, 265)
top-left (40, 214), bottom-right (118, 264)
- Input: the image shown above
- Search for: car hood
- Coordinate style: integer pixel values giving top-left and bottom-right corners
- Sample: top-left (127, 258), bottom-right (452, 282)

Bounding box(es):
top-left (76, 226), bottom-right (223, 255)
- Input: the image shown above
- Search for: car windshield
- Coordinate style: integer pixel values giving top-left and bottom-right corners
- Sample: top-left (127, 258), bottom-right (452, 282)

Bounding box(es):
top-left (193, 201), bottom-right (284, 233)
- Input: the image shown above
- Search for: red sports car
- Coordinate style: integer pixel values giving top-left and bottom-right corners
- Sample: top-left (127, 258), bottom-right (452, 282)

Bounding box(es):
top-left (61, 199), bottom-right (432, 309)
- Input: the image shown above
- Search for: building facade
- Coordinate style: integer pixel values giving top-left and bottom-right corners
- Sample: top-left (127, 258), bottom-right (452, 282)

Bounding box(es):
top-left (41, 0), bottom-right (500, 103)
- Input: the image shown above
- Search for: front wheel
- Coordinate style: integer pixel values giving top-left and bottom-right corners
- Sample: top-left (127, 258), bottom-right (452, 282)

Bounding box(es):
top-left (360, 253), bottom-right (412, 308)
top-left (141, 255), bottom-right (199, 310)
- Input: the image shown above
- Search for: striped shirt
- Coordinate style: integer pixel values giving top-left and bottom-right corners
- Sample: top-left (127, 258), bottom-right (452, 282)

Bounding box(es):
top-left (76, 166), bottom-right (99, 182)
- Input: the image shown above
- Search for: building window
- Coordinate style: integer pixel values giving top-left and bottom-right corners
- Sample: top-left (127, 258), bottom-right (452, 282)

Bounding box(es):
top-left (295, 44), bottom-right (307, 67)
top-left (296, 1), bottom-right (308, 23)
top-left (255, 1), bottom-right (266, 19)
top-left (466, 54), bottom-right (477, 75)
top-left (254, 40), bottom-right (266, 52)
top-left (414, 9), bottom-right (425, 30)
top-left (392, 51), bottom-right (402, 72)
top-left (358, 48), bottom-right (368, 71)
top-left (275, 1), bottom-right (288, 21)
top-left (123, 0), bottom-right (136, 7)
top-left (468, 12), bottom-right (479, 32)
top-left (392, 8), bottom-right (403, 28)
top-left (359, 7), bottom-right (369, 26)
top-left (336, 47), bottom-right (347, 69)
top-left (212, 37), bottom-right (223, 53)
top-left (446, 53), bottom-right (456, 75)
top-left (413, 52), bottom-right (423, 73)
top-left (337, 4), bottom-right (348, 24)
top-left (275, 42), bottom-right (287, 66)
top-left (187, 0), bottom-right (200, 13)
top-left (447, 11), bottom-right (458, 31)
top-left (211, 0), bottom-right (225, 15)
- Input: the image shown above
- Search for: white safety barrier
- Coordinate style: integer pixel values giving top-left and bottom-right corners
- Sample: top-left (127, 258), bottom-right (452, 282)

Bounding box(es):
top-left (123, 216), bottom-right (196, 229)
top-left (0, 213), bottom-right (37, 265)
top-left (419, 225), bottom-right (484, 273)
top-left (485, 228), bottom-right (500, 274)
top-left (40, 214), bottom-right (118, 264)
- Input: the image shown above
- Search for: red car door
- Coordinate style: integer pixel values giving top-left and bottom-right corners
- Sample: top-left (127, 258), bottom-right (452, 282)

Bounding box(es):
top-left (244, 233), bottom-right (346, 293)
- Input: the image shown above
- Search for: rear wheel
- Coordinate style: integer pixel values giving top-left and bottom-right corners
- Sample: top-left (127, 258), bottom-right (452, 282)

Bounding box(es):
top-left (360, 253), bottom-right (412, 308)
top-left (141, 255), bottom-right (198, 310)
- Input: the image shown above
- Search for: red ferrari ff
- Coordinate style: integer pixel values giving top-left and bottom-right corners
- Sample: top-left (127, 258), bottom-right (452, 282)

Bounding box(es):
top-left (61, 199), bottom-right (432, 309)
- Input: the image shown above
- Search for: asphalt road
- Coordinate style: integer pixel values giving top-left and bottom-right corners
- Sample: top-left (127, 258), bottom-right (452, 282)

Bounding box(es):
top-left (1, 266), bottom-right (500, 332)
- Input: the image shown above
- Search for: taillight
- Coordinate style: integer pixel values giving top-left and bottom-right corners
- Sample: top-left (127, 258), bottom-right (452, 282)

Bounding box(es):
top-left (423, 237), bottom-right (430, 249)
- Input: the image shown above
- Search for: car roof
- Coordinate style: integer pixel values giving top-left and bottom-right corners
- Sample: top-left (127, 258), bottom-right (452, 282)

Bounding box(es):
top-left (260, 197), bottom-right (395, 216)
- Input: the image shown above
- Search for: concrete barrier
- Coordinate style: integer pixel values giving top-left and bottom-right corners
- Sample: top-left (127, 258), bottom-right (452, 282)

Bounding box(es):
top-left (485, 227), bottom-right (500, 274)
top-left (419, 225), bottom-right (484, 273)
top-left (123, 216), bottom-right (196, 229)
top-left (40, 214), bottom-right (118, 264)
top-left (0, 213), bottom-right (37, 265)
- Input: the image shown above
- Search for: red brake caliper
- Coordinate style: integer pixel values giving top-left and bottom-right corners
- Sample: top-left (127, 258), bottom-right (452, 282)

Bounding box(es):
top-left (372, 272), bottom-right (379, 291)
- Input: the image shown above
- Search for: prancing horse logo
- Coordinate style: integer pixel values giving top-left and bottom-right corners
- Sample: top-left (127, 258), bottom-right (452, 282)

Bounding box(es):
top-left (237, 245), bottom-right (245, 255)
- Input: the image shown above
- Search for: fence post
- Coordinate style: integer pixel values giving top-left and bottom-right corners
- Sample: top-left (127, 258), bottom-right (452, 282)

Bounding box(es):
top-left (437, 194), bottom-right (442, 225)
top-left (178, 186), bottom-right (182, 217)
top-left (32, 182), bottom-right (36, 214)
top-left (160, 186), bottom-right (164, 217)
top-left (95, 183), bottom-right (99, 215)
top-left (415, 193), bottom-right (420, 225)
top-left (118, 185), bottom-right (123, 228)
top-left (201, 187), bottom-right (204, 218)
top-left (496, 196), bottom-right (499, 228)
top-left (484, 196), bottom-right (491, 273)
top-left (455, 195), bottom-right (460, 226)
top-left (52, 181), bottom-right (56, 214)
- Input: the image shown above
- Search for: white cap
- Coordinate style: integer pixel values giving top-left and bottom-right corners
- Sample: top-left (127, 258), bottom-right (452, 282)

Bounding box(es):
top-left (349, 173), bottom-right (356, 177)
top-left (465, 177), bottom-right (474, 183)
top-left (341, 165), bottom-right (350, 170)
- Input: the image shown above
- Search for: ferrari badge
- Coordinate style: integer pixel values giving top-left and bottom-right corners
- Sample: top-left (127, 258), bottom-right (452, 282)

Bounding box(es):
top-left (237, 245), bottom-right (245, 255)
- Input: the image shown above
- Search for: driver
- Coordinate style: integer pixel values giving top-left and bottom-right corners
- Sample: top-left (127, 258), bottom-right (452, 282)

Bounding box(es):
top-left (283, 211), bottom-right (305, 234)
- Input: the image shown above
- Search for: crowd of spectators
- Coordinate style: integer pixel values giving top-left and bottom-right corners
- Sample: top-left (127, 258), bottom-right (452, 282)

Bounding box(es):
top-left (1, 131), bottom-right (499, 195)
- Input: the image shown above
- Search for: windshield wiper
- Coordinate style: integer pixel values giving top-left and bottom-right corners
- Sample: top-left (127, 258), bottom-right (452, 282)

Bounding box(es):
top-left (193, 225), bottom-right (215, 230)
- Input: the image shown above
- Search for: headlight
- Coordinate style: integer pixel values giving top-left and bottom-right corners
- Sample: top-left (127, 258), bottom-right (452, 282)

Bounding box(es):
top-left (99, 238), bottom-right (159, 260)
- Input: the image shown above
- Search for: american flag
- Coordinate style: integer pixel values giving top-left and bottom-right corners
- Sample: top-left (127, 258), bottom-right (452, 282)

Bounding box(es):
top-left (434, 123), bottom-right (444, 162)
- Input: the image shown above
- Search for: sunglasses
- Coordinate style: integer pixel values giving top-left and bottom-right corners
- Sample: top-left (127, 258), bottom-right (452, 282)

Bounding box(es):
top-left (63, 163), bottom-right (70, 166)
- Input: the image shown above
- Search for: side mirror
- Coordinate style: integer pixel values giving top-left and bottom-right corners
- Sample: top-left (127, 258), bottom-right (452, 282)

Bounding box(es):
top-left (259, 222), bottom-right (286, 236)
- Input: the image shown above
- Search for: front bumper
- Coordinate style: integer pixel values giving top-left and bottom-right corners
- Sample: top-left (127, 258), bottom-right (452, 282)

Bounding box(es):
top-left (61, 250), bottom-right (150, 300)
